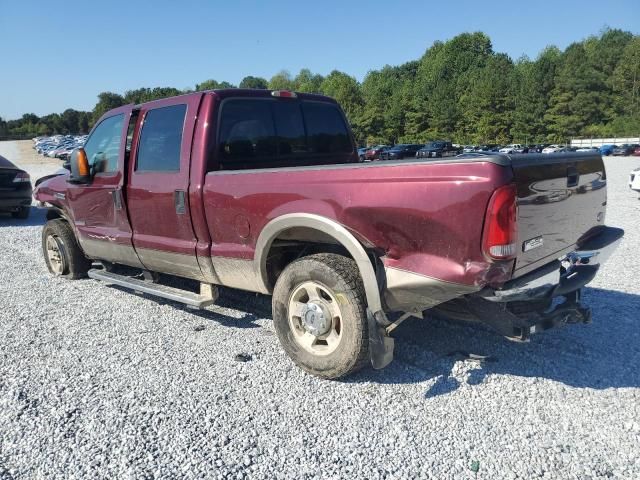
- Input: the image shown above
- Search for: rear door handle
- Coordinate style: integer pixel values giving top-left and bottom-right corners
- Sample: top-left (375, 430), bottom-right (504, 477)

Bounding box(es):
top-left (174, 190), bottom-right (186, 214)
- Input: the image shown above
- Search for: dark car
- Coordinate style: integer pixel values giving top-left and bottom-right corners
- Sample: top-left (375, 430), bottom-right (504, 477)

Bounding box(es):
top-left (632, 146), bottom-right (640, 157)
top-left (379, 144), bottom-right (424, 160)
top-left (0, 154), bottom-right (32, 219)
top-left (612, 144), bottom-right (637, 156)
top-left (364, 145), bottom-right (390, 161)
top-left (357, 147), bottom-right (368, 161)
top-left (416, 140), bottom-right (461, 158)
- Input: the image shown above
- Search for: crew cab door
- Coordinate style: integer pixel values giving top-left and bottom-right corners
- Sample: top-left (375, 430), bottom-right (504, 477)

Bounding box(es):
top-left (126, 94), bottom-right (205, 279)
top-left (66, 105), bottom-right (143, 268)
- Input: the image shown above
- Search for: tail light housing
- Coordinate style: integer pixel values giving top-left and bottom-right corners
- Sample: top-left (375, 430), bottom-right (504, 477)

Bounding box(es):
top-left (12, 171), bottom-right (31, 183)
top-left (482, 184), bottom-right (518, 260)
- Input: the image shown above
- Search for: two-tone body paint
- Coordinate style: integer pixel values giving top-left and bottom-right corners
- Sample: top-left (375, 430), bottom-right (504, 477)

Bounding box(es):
top-left (34, 89), bottom-right (611, 315)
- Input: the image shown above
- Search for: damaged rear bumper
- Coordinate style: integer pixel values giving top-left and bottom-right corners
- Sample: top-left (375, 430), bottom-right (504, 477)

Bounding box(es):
top-left (469, 226), bottom-right (624, 339)
top-left (479, 226), bottom-right (624, 303)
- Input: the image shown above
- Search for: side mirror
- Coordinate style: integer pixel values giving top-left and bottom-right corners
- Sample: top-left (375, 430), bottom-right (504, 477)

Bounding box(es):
top-left (68, 148), bottom-right (91, 184)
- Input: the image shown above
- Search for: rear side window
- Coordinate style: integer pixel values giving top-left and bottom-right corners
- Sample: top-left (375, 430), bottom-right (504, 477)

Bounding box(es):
top-left (217, 98), bottom-right (353, 170)
top-left (301, 102), bottom-right (351, 154)
top-left (136, 104), bottom-right (186, 172)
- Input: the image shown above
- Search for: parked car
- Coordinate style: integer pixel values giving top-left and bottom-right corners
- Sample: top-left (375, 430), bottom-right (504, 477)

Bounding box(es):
top-left (612, 144), bottom-right (637, 156)
top-left (364, 145), bottom-right (390, 161)
top-left (0, 154), bottom-right (32, 219)
top-left (542, 144), bottom-right (567, 154)
top-left (599, 145), bottom-right (616, 156)
top-left (415, 140), bottom-right (461, 158)
top-left (499, 144), bottom-right (527, 154)
top-left (34, 88), bottom-right (623, 379)
top-left (379, 144), bottom-right (424, 160)
top-left (475, 144), bottom-right (500, 152)
top-left (576, 147), bottom-right (599, 152)
top-left (357, 147), bottom-right (368, 161)
top-left (632, 145), bottom-right (640, 156)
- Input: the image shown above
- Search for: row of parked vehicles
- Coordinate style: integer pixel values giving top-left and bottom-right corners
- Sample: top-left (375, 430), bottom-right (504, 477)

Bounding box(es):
top-left (359, 142), bottom-right (640, 161)
top-left (33, 135), bottom-right (88, 160)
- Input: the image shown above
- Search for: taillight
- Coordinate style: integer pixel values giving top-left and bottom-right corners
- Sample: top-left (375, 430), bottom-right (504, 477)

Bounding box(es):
top-left (12, 171), bottom-right (31, 183)
top-left (482, 184), bottom-right (518, 260)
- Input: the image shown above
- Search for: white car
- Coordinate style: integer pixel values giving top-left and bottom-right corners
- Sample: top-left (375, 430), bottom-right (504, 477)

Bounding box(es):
top-left (630, 168), bottom-right (640, 195)
top-left (576, 147), bottom-right (598, 152)
top-left (542, 144), bottom-right (566, 154)
top-left (499, 144), bottom-right (523, 154)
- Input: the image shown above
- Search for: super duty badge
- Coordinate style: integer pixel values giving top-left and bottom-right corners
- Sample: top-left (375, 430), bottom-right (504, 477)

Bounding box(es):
top-left (523, 236), bottom-right (544, 252)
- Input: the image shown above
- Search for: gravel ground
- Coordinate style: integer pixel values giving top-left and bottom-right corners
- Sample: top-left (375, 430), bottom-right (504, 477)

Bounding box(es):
top-left (1, 140), bottom-right (639, 479)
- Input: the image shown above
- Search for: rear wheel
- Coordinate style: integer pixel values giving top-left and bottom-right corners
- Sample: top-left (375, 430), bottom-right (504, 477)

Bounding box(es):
top-left (42, 219), bottom-right (92, 279)
top-left (272, 253), bottom-right (369, 379)
top-left (11, 206), bottom-right (30, 219)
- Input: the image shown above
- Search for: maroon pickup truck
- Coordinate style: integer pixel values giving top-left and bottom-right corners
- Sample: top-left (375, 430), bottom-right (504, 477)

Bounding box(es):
top-left (34, 89), bottom-right (623, 378)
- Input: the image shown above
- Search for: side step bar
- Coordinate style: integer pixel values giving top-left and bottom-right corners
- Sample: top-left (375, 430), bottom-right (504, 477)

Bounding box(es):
top-left (88, 269), bottom-right (218, 308)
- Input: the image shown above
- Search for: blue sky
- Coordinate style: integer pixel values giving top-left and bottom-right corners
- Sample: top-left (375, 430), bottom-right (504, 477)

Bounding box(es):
top-left (1, 0), bottom-right (638, 119)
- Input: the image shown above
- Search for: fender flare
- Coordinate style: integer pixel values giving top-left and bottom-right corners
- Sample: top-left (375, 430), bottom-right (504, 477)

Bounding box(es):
top-left (254, 213), bottom-right (383, 313)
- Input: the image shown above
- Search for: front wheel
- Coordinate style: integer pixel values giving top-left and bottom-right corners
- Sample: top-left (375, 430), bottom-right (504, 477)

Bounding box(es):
top-left (272, 253), bottom-right (369, 379)
top-left (42, 219), bottom-right (92, 279)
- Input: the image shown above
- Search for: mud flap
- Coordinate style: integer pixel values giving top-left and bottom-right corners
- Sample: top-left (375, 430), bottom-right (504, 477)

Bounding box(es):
top-left (367, 309), bottom-right (394, 369)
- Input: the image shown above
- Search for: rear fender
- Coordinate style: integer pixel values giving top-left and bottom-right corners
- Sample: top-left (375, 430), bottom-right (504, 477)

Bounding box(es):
top-left (254, 213), bottom-right (383, 313)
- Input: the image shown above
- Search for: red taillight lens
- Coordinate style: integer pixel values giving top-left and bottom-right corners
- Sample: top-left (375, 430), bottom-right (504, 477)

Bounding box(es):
top-left (12, 171), bottom-right (31, 183)
top-left (482, 184), bottom-right (518, 260)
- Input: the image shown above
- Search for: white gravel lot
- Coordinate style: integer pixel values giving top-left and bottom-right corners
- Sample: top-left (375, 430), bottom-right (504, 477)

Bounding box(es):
top-left (0, 140), bottom-right (639, 479)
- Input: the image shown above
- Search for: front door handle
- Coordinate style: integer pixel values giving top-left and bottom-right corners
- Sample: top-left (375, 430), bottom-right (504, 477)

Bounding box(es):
top-left (174, 190), bottom-right (186, 215)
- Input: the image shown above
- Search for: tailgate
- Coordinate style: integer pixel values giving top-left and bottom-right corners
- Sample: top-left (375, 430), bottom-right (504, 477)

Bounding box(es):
top-left (511, 152), bottom-right (607, 276)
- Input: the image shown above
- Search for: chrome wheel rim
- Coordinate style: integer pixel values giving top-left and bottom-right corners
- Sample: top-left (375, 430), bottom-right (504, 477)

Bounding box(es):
top-left (288, 281), bottom-right (343, 356)
top-left (46, 235), bottom-right (66, 275)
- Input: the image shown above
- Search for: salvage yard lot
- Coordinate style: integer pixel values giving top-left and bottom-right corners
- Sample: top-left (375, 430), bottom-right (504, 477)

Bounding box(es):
top-left (1, 140), bottom-right (639, 479)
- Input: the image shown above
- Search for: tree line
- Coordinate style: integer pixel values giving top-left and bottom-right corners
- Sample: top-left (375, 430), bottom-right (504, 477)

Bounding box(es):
top-left (1, 29), bottom-right (638, 145)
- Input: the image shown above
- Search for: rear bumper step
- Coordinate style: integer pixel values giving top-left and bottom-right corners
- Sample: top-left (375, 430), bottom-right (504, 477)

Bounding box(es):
top-left (88, 269), bottom-right (218, 308)
top-left (479, 226), bottom-right (624, 302)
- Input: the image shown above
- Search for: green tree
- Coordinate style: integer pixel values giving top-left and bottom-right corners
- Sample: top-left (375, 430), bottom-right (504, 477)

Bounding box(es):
top-left (195, 80), bottom-right (235, 91)
top-left (293, 69), bottom-right (324, 93)
top-left (239, 76), bottom-right (268, 89)
top-left (92, 92), bottom-right (126, 123)
top-left (268, 70), bottom-right (294, 90)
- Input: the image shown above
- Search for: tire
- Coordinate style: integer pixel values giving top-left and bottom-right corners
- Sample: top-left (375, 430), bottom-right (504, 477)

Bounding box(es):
top-left (11, 206), bottom-right (30, 219)
top-left (42, 219), bottom-right (92, 279)
top-left (272, 253), bottom-right (369, 379)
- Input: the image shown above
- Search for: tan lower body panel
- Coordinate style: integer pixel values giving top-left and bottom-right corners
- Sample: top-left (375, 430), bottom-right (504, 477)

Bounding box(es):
top-left (79, 237), bottom-right (144, 268)
top-left (135, 248), bottom-right (206, 282)
top-left (383, 266), bottom-right (479, 312)
top-left (204, 256), bottom-right (264, 293)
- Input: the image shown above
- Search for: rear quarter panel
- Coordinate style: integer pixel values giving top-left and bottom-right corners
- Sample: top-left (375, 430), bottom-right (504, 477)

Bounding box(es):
top-left (202, 160), bottom-right (512, 287)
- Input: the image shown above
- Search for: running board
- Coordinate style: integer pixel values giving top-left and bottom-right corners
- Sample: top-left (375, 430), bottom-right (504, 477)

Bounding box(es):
top-left (88, 269), bottom-right (218, 308)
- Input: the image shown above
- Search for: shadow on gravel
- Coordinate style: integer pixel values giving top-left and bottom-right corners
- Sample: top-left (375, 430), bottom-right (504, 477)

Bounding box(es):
top-left (0, 207), bottom-right (46, 227)
top-left (348, 287), bottom-right (640, 396)
top-left (108, 283), bottom-right (271, 329)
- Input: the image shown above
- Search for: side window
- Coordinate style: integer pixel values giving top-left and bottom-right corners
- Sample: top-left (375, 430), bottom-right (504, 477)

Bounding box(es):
top-left (301, 102), bottom-right (351, 154)
top-left (136, 104), bottom-right (186, 172)
top-left (218, 99), bottom-right (276, 166)
top-left (83, 114), bottom-right (124, 174)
